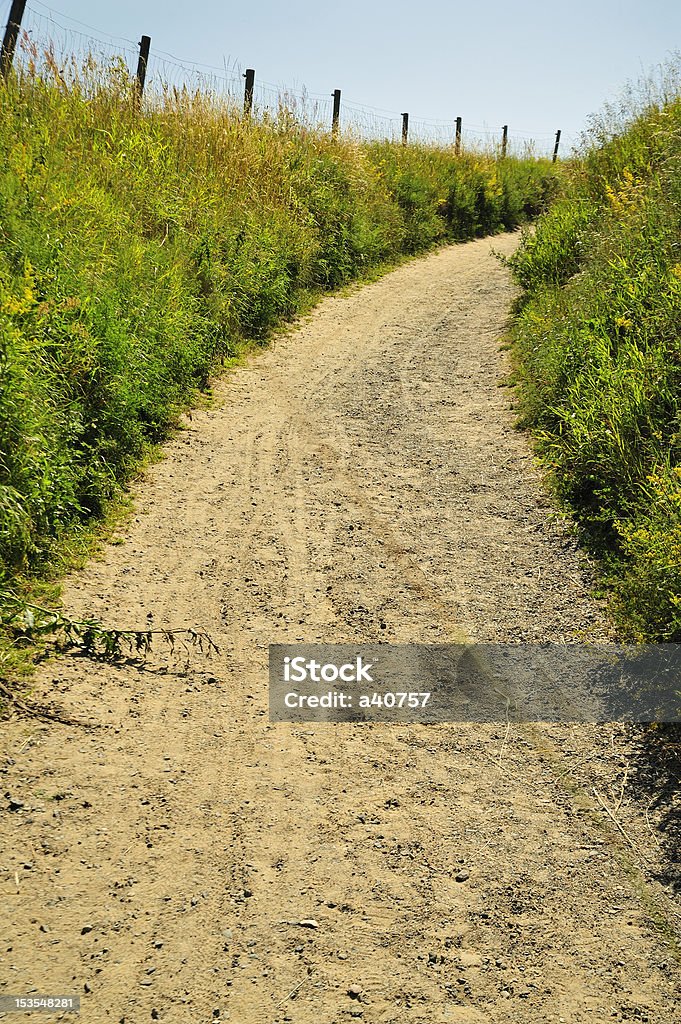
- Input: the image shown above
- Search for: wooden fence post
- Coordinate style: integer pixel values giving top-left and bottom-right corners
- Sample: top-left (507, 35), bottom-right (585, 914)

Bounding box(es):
top-left (401, 112), bottom-right (409, 146)
top-left (501, 124), bottom-right (508, 158)
top-left (134, 34), bottom-right (151, 109)
top-left (552, 129), bottom-right (561, 162)
top-left (332, 89), bottom-right (341, 135)
top-left (243, 68), bottom-right (255, 115)
top-left (455, 116), bottom-right (462, 155)
top-left (0, 0), bottom-right (27, 77)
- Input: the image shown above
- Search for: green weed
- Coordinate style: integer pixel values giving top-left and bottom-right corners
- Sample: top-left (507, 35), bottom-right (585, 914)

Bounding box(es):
top-left (509, 60), bottom-right (681, 639)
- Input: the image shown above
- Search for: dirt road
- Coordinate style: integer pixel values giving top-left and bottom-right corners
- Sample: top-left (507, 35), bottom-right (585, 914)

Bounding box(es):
top-left (1, 234), bottom-right (679, 1023)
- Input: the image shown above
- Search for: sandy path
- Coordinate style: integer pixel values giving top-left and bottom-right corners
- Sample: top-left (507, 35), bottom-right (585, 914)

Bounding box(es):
top-left (1, 234), bottom-right (679, 1023)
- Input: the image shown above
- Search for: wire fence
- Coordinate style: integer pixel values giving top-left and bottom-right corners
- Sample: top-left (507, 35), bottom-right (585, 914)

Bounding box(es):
top-left (5, 0), bottom-right (574, 156)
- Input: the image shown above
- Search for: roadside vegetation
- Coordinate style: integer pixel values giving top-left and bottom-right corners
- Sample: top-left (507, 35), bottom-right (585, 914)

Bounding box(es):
top-left (0, 52), bottom-right (557, 611)
top-left (509, 61), bottom-right (681, 641)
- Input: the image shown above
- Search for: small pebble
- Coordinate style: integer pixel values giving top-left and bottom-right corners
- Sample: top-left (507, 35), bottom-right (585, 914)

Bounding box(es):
top-left (455, 870), bottom-right (470, 882)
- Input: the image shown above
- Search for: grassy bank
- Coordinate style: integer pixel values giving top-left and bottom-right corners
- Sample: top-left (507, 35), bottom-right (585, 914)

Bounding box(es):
top-left (0, 57), bottom-right (557, 595)
top-left (509, 66), bottom-right (681, 640)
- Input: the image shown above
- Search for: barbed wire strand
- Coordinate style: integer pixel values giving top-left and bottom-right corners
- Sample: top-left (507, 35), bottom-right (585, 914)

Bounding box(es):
top-left (16, 2), bottom-right (562, 155)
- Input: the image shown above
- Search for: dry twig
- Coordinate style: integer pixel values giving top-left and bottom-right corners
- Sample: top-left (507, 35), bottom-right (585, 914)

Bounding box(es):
top-left (276, 968), bottom-right (314, 1008)
top-left (592, 786), bottom-right (646, 862)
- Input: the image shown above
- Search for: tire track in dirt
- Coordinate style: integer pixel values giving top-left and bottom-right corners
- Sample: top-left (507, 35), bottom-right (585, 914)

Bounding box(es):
top-left (1, 233), bottom-right (679, 1023)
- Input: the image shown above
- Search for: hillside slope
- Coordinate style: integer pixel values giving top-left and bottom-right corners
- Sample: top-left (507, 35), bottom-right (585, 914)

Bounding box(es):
top-left (0, 62), bottom-right (555, 595)
top-left (509, 76), bottom-right (681, 639)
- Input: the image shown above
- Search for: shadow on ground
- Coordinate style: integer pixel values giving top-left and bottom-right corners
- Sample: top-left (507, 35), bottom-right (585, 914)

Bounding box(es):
top-left (628, 724), bottom-right (681, 894)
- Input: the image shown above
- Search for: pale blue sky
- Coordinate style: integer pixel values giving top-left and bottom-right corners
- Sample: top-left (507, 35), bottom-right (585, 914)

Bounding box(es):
top-left (6, 0), bottom-right (681, 150)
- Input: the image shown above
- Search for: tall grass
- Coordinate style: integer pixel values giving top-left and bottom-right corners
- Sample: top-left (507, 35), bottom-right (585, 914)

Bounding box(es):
top-left (509, 59), bottom-right (681, 640)
top-left (0, 51), bottom-right (557, 593)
